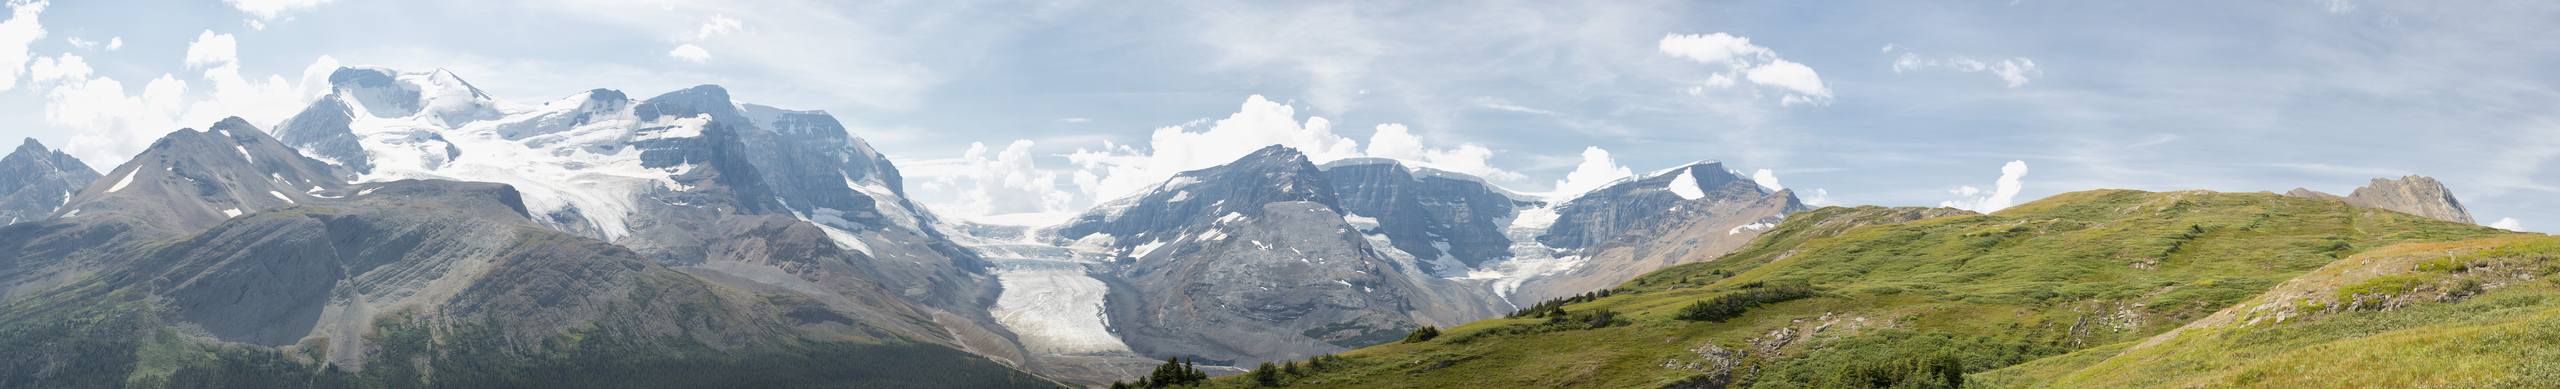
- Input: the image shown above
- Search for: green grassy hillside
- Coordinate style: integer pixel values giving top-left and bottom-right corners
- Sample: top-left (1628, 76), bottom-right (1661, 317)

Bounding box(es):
top-left (1976, 235), bottom-right (2560, 388)
top-left (1203, 189), bottom-right (2510, 388)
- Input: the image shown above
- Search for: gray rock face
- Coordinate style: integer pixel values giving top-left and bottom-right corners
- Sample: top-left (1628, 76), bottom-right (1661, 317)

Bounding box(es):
top-left (265, 69), bottom-right (1039, 378)
top-left (2286, 175), bottom-right (2475, 224)
top-left (1320, 158), bottom-right (1537, 272)
top-left (57, 118), bottom-right (351, 235)
top-left (0, 123), bottom-right (1053, 387)
top-left (1102, 201), bottom-right (1454, 365)
top-left (1512, 162), bottom-right (1806, 305)
top-left (1053, 146), bottom-right (1510, 366)
top-left (0, 139), bottom-right (99, 225)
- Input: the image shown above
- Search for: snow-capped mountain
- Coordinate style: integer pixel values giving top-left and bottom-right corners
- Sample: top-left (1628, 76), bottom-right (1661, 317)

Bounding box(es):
top-left (1501, 161), bottom-right (1806, 304)
top-left (0, 138), bottom-right (99, 225)
top-left (1042, 145), bottom-right (1504, 366)
top-left (262, 67), bottom-right (1088, 380)
top-left (986, 145), bottom-right (1803, 368)
top-left (0, 121), bottom-right (1054, 387)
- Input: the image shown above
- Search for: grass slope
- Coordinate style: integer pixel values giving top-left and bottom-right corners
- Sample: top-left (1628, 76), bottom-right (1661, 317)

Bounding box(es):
top-left (1204, 189), bottom-right (2509, 388)
top-left (1977, 235), bottom-right (2560, 388)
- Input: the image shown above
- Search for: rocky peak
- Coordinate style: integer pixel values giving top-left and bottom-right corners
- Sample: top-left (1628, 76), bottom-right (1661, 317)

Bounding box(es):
top-left (1055, 145), bottom-right (1338, 257)
top-left (2290, 175), bottom-right (2475, 224)
top-left (0, 138), bottom-right (102, 224)
top-left (58, 118), bottom-right (350, 232)
top-left (637, 84), bottom-right (748, 124)
top-left (1540, 161), bottom-right (1783, 250)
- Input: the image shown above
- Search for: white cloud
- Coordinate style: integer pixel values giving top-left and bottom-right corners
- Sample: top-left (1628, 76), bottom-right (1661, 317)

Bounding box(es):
top-left (184, 31), bottom-right (239, 69)
top-left (1803, 188), bottom-right (1833, 206)
top-left (1940, 160), bottom-right (2030, 212)
top-left (1751, 168), bottom-right (1784, 191)
top-left (38, 32), bottom-right (339, 166)
top-left (0, 0), bottom-right (47, 92)
top-left (1550, 146), bottom-right (1635, 199)
top-left (909, 140), bottom-right (1080, 223)
top-left (224, 0), bottom-right (334, 21)
top-left (667, 43), bottom-right (711, 63)
top-left (1366, 124), bottom-right (1517, 180)
top-left (104, 36), bottom-right (119, 51)
top-left (907, 98), bottom-right (1530, 225)
top-left (1055, 117), bottom-right (1091, 123)
top-left (64, 36), bottom-right (89, 50)
top-left (1658, 33), bottom-right (1771, 66)
top-left (1064, 95), bottom-right (1362, 202)
top-left (1885, 45), bottom-right (2042, 88)
top-left (697, 14), bottom-right (743, 40)
top-left (1659, 33), bottom-right (1832, 105)
top-left (2490, 217), bottom-right (2522, 231)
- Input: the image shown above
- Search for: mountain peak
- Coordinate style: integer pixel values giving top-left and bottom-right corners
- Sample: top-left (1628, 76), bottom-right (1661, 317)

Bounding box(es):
top-left (636, 84), bottom-right (742, 122)
top-left (1241, 144), bottom-right (1311, 164)
top-left (12, 137), bottom-right (43, 155)
top-left (2346, 175), bottom-right (2474, 224)
top-left (2289, 175), bottom-right (2475, 224)
top-left (208, 116), bottom-right (258, 135)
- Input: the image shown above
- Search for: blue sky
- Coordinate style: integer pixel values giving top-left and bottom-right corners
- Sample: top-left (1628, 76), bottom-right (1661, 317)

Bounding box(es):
top-left (0, 0), bottom-right (2552, 231)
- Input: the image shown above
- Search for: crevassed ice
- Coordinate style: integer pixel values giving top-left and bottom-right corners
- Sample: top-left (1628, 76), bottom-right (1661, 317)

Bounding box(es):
top-left (341, 89), bottom-right (691, 242)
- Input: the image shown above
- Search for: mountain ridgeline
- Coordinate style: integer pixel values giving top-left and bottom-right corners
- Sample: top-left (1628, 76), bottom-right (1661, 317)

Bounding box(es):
top-left (0, 66), bottom-right (2531, 388)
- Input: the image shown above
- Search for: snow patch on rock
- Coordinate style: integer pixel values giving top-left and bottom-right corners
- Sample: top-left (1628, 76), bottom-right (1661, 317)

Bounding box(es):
top-left (1668, 167), bottom-right (1707, 200)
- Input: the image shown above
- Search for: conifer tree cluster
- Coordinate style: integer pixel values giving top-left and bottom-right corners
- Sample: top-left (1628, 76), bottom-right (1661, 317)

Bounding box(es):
top-left (1506, 289), bottom-right (1616, 318)
top-left (1109, 357), bottom-right (1209, 388)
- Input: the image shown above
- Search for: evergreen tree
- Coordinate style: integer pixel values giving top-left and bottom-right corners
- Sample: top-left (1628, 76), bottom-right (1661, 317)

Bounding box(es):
top-left (1403, 326), bottom-right (1441, 343)
top-left (1252, 362), bottom-right (1281, 386)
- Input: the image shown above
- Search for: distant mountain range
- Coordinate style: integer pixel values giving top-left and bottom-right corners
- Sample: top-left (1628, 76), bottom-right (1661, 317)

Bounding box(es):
top-left (0, 68), bottom-right (2520, 387)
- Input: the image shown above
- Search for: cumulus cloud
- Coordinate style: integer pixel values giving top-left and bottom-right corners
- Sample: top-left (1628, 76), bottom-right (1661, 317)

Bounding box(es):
top-left (1062, 95), bottom-right (1362, 204)
top-left (1884, 45), bottom-right (2042, 88)
top-left (1803, 188), bottom-right (1833, 206)
top-left (224, 0), bottom-right (334, 21)
top-left (1550, 146), bottom-right (1635, 199)
top-left (2490, 217), bottom-right (2523, 231)
top-left (905, 95), bottom-right (1526, 222)
top-left (1751, 169), bottom-right (1784, 191)
top-left (1659, 33), bottom-right (1832, 105)
top-left (0, 0), bottom-right (47, 92)
top-left (184, 31), bottom-right (239, 69)
top-left (908, 140), bottom-right (1080, 224)
top-left (105, 36), bottom-right (119, 50)
top-left (40, 31), bottom-right (340, 166)
top-left (1059, 95), bottom-right (1517, 204)
top-left (1940, 160), bottom-right (2030, 212)
top-left (668, 43), bottom-right (711, 63)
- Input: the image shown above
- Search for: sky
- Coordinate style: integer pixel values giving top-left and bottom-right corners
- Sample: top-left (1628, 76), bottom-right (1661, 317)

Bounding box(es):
top-left (0, 0), bottom-right (2552, 232)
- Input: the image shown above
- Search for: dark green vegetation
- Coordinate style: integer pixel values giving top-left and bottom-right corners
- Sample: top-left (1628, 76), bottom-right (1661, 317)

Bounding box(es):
top-left (1508, 289), bottom-right (1616, 318)
top-left (1111, 357), bottom-right (1211, 388)
top-left (1404, 326), bottom-right (1442, 343)
top-left (1200, 189), bottom-right (2518, 388)
top-left (1675, 283), bottom-right (1818, 323)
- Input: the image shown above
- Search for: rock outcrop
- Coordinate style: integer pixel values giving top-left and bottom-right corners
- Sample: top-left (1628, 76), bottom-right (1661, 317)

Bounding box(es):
top-left (2287, 175), bottom-right (2474, 224)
